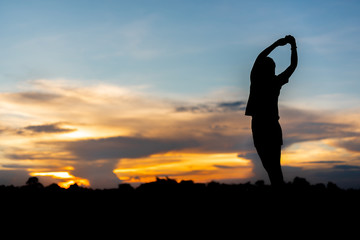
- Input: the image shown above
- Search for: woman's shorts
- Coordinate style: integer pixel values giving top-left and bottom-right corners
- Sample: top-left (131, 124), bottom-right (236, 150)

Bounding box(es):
top-left (251, 118), bottom-right (283, 148)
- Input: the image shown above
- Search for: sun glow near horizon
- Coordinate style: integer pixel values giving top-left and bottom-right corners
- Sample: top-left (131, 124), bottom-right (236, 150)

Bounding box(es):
top-left (29, 171), bottom-right (90, 188)
top-left (114, 152), bottom-right (253, 184)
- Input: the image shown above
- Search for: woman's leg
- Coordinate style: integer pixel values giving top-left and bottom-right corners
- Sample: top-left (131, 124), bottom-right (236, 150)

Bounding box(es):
top-left (256, 144), bottom-right (284, 187)
top-left (255, 142), bottom-right (284, 187)
top-left (252, 118), bottom-right (284, 187)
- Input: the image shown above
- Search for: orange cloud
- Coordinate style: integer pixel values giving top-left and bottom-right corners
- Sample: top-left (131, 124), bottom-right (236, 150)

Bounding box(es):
top-left (1, 79), bottom-right (360, 188)
top-left (114, 152), bottom-right (253, 183)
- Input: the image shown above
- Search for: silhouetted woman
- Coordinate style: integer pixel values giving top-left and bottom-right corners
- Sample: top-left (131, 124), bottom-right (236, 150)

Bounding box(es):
top-left (245, 35), bottom-right (297, 188)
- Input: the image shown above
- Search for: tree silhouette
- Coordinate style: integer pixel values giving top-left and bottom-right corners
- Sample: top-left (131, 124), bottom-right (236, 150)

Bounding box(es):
top-left (25, 177), bottom-right (44, 189)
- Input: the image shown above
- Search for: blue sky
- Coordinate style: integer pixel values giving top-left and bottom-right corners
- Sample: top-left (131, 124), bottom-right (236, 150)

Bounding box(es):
top-left (1, 0), bottom-right (359, 98)
top-left (1, 0), bottom-right (360, 188)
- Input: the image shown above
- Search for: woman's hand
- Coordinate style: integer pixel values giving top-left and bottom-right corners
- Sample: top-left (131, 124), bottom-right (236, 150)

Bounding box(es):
top-left (285, 35), bottom-right (296, 47)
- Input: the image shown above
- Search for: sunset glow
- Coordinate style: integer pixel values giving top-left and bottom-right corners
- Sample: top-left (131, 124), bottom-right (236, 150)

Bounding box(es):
top-left (114, 152), bottom-right (253, 183)
top-left (30, 171), bottom-right (90, 188)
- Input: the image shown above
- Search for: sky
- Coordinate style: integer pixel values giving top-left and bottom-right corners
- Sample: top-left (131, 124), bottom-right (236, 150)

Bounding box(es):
top-left (1, 0), bottom-right (360, 189)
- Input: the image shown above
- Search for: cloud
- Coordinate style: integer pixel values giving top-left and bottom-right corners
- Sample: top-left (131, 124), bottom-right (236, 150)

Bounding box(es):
top-left (213, 164), bottom-right (246, 169)
top-left (24, 122), bottom-right (76, 134)
top-left (175, 101), bottom-right (246, 113)
top-left (280, 106), bottom-right (357, 147)
top-left (64, 136), bottom-right (199, 161)
top-left (71, 161), bottom-right (120, 189)
top-left (51, 135), bottom-right (199, 188)
top-left (307, 161), bottom-right (345, 164)
top-left (4, 92), bottom-right (60, 103)
top-left (5, 153), bottom-right (51, 161)
top-left (333, 165), bottom-right (360, 170)
top-left (284, 121), bottom-right (355, 147)
top-left (332, 137), bottom-right (360, 153)
top-left (1, 79), bottom-right (360, 188)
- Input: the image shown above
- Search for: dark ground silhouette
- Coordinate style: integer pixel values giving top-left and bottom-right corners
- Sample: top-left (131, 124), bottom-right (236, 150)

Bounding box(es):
top-left (2, 176), bottom-right (359, 232)
top-left (2, 176), bottom-right (359, 204)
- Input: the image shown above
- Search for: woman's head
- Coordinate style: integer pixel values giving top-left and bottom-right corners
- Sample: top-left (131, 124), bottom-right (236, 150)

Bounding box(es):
top-left (259, 57), bottom-right (276, 77)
